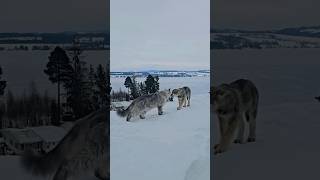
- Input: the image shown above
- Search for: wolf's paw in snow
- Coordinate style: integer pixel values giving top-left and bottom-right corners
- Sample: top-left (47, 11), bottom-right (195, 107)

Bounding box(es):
top-left (247, 137), bottom-right (256, 142)
top-left (214, 144), bottom-right (226, 155)
top-left (234, 139), bottom-right (245, 144)
top-left (177, 107), bottom-right (181, 110)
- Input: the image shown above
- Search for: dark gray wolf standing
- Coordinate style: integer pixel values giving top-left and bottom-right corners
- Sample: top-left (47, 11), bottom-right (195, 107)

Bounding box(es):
top-left (117, 89), bottom-right (171, 121)
top-left (171, 86), bottom-right (191, 110)
top-left (211, 79), bottom-right (259, 154)
top-left (21, 107), bottom-right (109, 180)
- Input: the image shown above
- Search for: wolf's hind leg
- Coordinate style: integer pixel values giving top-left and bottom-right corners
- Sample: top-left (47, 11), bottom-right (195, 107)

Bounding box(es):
top-left (158, 106), bottom-right (163, 115)
top-left (126, 114), bottom-right (132, 122)
top-left (183, 97), bottom-right (187, 107)
top-left (53, 163), bottom-right (70, 180)
top-left (187, 95), bottom-right (190, 106)
top-left (248, 110), bottom-right (257, 142)
top-left (248, 114), bottom-right (256, 142)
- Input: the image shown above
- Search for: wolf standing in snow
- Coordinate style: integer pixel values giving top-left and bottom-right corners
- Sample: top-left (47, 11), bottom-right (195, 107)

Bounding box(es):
top-left (21, 107), bottom-right (109, 180)
top-left (211, 79), bottom-right (259, 154)
top-left (117, 89), bottom-right (171, 121)
top-left (171, 86), bottom-right (191, 110)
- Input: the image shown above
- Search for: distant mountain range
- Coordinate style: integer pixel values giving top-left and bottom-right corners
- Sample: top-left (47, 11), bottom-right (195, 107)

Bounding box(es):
top-left (0, 32), bottom-right (109, 51)
top-left (211, 26), bottom-right (320, 49)
top-left (111, 70), bottom-right (210, 78)
top-left (0, 32), bottom-right (109, 44)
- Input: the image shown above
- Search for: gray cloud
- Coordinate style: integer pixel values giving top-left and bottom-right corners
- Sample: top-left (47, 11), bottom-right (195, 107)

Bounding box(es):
top-left (0, 0), bottom-right (109, 32)
top-left (212, 0), bottom-right (320, 30)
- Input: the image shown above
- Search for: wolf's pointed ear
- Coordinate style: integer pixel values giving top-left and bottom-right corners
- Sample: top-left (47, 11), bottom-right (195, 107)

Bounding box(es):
top-left (169, 88), bottom-right (171, 92)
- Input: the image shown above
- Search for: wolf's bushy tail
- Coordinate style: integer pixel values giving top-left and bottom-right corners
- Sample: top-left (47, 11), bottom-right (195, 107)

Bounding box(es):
top-left (116, 107), bottom-right (130, 117)
top-left (21, 148), bottom-right (63, 176)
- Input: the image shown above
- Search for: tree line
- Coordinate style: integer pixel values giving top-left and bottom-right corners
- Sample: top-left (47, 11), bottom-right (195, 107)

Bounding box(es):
top-left (0, 43), bottom-right (109, 128)
top-left (111, 75), bottom-right (160, 102)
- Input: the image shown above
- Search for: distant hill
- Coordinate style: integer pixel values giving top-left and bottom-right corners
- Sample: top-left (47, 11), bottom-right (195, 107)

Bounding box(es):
top-left (111, 70), bottom-right (210, 78)
top-left (211, 26), bottom-right (320, 49)
top-left (0, 32), bottom-right (109, 44)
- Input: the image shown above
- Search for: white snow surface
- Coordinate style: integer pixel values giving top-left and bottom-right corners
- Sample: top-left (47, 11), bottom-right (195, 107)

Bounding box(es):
top-left (111, 77), bottom-right (210, 180)
top-left (213, 49), bottom-right (320, 179)
top-left (0, 156), bottom-right (97, 180)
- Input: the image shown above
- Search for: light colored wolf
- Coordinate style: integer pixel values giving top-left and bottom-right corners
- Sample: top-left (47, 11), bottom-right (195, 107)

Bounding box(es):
top-left (21, 107), bottom-right (109, 180)
top-left (117, 89), bottom-right (171, 121)
top-left (211, 79), bottom-right (259, 154)
top-left (171, 86), bottom-right (191, 110)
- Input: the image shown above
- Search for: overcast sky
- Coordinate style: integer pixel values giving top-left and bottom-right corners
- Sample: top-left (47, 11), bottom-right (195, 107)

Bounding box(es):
top-left (0, 0), bottom-right (108, 32)
top-left (110, 0), bottom-right (210, 71)
top-left (212, 0), bottom-right (320, 30)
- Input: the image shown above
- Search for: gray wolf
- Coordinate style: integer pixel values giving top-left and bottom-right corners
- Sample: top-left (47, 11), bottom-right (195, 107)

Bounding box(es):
top-left (171, 86), bottom-right (191, 110)
top-left (211, 79), bottom-right (259, 154)
top-left (117, 89), bottom-right (171, 121)
top-left (21, 107), bottom-right (109, 180)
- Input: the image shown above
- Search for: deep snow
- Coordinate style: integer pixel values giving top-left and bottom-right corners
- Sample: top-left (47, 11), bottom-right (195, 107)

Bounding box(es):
top-left (110, 77), bottom-right (210, 180)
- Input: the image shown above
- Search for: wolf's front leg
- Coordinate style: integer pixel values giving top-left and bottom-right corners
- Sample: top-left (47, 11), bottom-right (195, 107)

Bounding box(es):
top-left (158, 106), bottom-right (163, 115)
top-left (215, 118), bottom-right (239, 154)
top-left (177, 98), bottom-right (183, 110)
top-left (234, 115), bottom-right (246, 144)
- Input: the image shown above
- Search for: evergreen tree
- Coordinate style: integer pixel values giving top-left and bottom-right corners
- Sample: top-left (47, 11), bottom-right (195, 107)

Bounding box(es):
top-left (95, 64), bottom-right (108, 108)
top-left (124, 76), bottom-right (132, 93)
top-left (130, 76), bottom-right (140, 98)
top-left (64, 43), bottom-right (92, 119)
top-left (44, 46), bottom-right (73, 124)
top-left (0, 66), bottom-right (6, 96)
top-left (0, 66), bottom-right (6, 128)
top-left (145, 75), bottom-right (160, 94)
top-left (139, 82), bottom-right (147, 95)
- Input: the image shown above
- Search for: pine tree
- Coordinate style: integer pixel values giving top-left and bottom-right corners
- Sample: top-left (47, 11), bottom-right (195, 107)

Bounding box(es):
top-left (124, 76), bottom-right (132, 93)
top-left (44, 46), bottom-right (73, 124)
top-left (145, 75), bottom-right (160, 94)
top-left (0, 66), bottom-right (6, 128)
top-left (95, 64), bottom-right (108, 108)
top-left (0, 66), bottom-right (6, 96)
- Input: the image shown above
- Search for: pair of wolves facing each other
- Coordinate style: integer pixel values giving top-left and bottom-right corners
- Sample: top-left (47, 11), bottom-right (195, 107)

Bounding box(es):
top-left (117, 89), bottom-right (172, 121)
top-left (21, 107), bottom-right (109, 180)
top-left (171, 86), bottom-right (191, 110)
top-left (211, 79), bottom-right (259, 155)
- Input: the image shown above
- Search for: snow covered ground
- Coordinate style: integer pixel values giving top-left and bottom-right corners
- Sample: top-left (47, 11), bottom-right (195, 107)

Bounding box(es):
top-left (213, 49), bottom-right (320, 179)
top-left (111, 77), bottom-right (210, 180)
top-left (0, 156), bottom-right (97, 180)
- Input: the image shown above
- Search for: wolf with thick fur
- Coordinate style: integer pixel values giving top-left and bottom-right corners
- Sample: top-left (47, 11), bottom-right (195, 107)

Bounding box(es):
top-left (21, 107), bottom-right (109, 180)
top-left (171, 87), bottom-right (191, 110)
top-left (117, 89), bottom-right (171, 121)
top-left (211, 79), bottom-right (259, 154)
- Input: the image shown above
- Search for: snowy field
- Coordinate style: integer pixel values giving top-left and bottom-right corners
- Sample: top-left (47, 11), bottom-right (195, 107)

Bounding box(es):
top-left (0, 156), bottom-right (97, 180)
top-left (213, 49), bottom-right (320, 179)
top-left (111, 77), bottom-right (210, 180)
